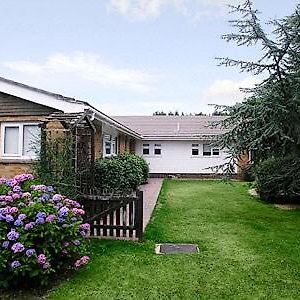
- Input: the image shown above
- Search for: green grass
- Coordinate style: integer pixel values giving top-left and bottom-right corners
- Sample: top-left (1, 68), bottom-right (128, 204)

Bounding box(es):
top-left (48, 180), bottom-right (300, 299)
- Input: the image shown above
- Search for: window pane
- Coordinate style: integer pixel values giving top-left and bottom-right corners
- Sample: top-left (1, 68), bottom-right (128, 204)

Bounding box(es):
top-left (192, 149), bottom-right (199, 156)
top-left (154, 148), bottom-right (161, 155)
top-left (212, 149), bottom-right (220, 156)
top-left (203, 144), bottom-right (211, 156)
top-left (4, 127), bottom-right (19, 155)
top-left (192, 144), bottom-right (199, 147)
top-left (143, 148), bottom-right (150, 155)
top-left (105, 142), bottom-right (111, 155)
top-left (23, 125), bottom-right (40, 157)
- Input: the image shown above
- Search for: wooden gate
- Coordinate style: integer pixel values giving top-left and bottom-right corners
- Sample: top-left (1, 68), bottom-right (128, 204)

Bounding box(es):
top-left (81, 190), bottom-right (143, 241)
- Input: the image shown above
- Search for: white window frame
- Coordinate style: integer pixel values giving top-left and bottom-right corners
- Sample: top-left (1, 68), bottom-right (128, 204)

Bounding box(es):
top-left (191, 144), bottom-right (200, 156)
top-left (142, 143), bottom-right (150, 156)
top-left (1, 122), bottom-right (40, 160)
top-left (154, 143), bottom-right (162, 156)
top-left (202, 143), bottom-right (220, 157)
top-left (103, 134), bottom-right (118, 157)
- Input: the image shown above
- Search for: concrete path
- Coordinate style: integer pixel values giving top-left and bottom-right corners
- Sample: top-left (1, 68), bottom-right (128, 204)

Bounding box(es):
top-left (139, 178), bottom-right (164, 230)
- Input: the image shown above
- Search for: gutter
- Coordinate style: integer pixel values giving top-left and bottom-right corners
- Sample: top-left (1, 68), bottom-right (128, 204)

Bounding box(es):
top-left (86, 109), bottom-right (142, 140)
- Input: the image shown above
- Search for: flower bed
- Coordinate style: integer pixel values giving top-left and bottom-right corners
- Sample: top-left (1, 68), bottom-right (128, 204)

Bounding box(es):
top-left (0, 174), bottom-right (90, 288)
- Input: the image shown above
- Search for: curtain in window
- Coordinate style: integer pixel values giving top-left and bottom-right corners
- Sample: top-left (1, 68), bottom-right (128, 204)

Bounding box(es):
top-left (4, 127), bottom-right (19, 155)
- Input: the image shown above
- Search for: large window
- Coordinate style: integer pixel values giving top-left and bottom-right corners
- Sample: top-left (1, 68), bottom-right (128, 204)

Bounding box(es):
top-left (203, 144), bottom-right (220, 156)
top-left (103, 134), bottom-right (117, 157)
top-left (1, 123), bottom-right (40, 159)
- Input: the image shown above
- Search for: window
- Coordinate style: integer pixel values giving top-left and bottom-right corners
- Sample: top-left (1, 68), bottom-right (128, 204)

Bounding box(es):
top-left (142, 144), bottom-right (150, 155)
top-left (203, 144), bottom-right (220, 156)
top-left (103, 134), bottom-right (117, 157)
top-left (192, 144), bottom-right (199, 156)
top-left (154, 144), bottom-right (162, 155)
top-left (212, 148), bottom-right (220, 156)
top-left (1, 123), bottom-right (40, 159)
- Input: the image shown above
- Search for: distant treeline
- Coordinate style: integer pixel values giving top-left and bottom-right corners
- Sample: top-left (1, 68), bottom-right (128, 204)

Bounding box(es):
top-left (153, 110), bottom-right (229, 116)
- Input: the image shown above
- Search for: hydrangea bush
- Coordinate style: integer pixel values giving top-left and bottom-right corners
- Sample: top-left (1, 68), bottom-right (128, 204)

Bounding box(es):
top-left (0, 174), bottom-right (90, 288)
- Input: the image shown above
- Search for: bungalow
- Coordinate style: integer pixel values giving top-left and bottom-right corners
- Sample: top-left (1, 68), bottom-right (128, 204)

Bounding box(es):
top-left (113, 116), bottom-right (229, 176)
top-left (0, 76), bottom-right (234, 178)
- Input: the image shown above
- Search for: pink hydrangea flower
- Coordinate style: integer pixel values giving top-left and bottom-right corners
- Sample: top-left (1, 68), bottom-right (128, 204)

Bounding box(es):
top-left (72, 208), bottom-right (85, 216)
top-left (80, 223), bottom-right (90, 231)
top-left (9, 207), bottom-right (18, 214)
top-left (37, 254), bottom-right (47, 265)
top-left (45, 214), bottom-right (56, 223)
top-left (74, 256), bottom-right (90, 268)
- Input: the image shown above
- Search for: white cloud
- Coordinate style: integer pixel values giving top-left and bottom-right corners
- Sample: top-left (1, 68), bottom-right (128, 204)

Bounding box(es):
top-left (4, 52), bottom-right (155, 93)
top-left (108, 0), bottom-right (185, 20)
top-left (201, 77), bottom-right (259, 110)
top-left (107, 0), bottom-right (244, 21)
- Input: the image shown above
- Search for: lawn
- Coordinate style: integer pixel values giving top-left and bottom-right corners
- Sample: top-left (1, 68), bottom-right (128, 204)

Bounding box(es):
top-left (47, 180), bottom-right (300, 299)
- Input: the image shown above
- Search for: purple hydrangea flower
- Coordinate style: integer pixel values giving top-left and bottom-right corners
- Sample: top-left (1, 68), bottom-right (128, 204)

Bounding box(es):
top-left (25, 248), bottom-right (36, 257)
top-left (73, 240), bottom-right (81, 246)
top-left (0, 214), bottom-right (5, 221)
top-left (18, 202), bottom-right (25, 207)
top-left (52, 194), bottom-right (63, 202)
top-left (58, 206), bottom-right (69, 218)
top-left (47, 186), bottom-right (54, 193)
top-left (2, 241), bottom-right (9, 249)
top-left (11, 242), bottom-right (25, 253)
top-left (11, 260), bottom-right (21, 269)
top-left (71, 217), bottom-right (77, 222)
top-left (6, 215), bottom-right (14, 223)
top-left (36, 212), bottom-right (46, 219)
top-left (35, 217), bottom-right (45, 225)
top-left (22, 192), bottom-right (31, 198)
top-left (14, 219), bottom-right (24, 227)
top-left (7, 230), bottom-right (19, 241)
top-left (13, 185), bottom-right (21, 193)
top-left (25, 222), bottom-right (35, 230)
top-left (43, 262), bottom-right (51, 269)
top-left (18, 213), bottom-right (27, 220)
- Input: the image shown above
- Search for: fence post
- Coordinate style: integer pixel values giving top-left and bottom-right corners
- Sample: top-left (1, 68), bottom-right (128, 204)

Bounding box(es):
top-left (136, 190), bottom-right (144, 240)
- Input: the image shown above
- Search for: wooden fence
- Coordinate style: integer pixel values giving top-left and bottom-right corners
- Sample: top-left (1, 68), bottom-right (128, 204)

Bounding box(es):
top-left (80, 190), bottom-right (143, 241)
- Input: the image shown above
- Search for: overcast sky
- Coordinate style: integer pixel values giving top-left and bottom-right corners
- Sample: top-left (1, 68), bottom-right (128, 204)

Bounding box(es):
top-left (0, 0), bottom-right (298, 115)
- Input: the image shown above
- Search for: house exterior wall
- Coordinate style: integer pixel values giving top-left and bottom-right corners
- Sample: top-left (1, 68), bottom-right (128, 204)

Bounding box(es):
top-left (136, 140), bottom-right (230, 174)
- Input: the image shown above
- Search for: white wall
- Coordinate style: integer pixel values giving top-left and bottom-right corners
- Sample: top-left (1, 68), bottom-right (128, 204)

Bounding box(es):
top-left (136, 140), bottom-right (230, 174)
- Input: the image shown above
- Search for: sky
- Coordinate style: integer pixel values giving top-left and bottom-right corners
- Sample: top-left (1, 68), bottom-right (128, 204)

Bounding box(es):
top-left (0, 0), bottom-right (298, 115)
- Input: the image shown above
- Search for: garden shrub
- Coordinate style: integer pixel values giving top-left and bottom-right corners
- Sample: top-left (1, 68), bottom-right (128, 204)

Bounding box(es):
top-left (95, 153), bottom-right (149, 192)
top-left (255, 155), bottom-right (300, 202)
top-left (0, 174), bottom-right (90, 288)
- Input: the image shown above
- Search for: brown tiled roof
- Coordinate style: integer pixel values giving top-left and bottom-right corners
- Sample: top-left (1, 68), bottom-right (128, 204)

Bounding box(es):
top-left (112, 116), bottom-right (227, 139)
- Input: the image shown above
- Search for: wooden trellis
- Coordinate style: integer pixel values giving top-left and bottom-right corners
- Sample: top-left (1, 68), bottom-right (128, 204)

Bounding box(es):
top-left (41, 110), bottom-right (96, 194)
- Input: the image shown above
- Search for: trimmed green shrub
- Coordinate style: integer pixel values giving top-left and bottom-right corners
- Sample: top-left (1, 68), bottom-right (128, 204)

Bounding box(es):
top-left (255, 155), bottom-right (300, 202)
top-left (0, 174), bottom-right (90, 288)
top-left (95, 153), bottom-right (149, 192)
